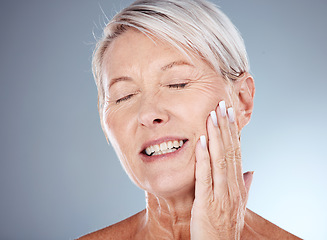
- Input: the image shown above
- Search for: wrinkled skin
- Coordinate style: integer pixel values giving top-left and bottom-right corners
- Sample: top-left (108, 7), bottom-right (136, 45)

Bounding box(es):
top-left (191, 101), bottom-right (253, 239)
top-left (78, 29), bottom-right (302, 240)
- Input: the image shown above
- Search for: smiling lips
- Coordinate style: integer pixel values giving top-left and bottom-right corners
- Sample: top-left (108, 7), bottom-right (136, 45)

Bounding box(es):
top-left (143, 139), bottom-right (187, 156)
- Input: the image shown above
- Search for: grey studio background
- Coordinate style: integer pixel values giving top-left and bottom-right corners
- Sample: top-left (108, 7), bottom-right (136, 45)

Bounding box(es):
top-left (0, 0), bottom-right (326, 239)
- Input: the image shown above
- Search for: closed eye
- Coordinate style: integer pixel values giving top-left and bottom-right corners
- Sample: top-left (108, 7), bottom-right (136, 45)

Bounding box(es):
top-left (116, 94), bottom-right (134, 104)
top-left (168, 83), bottom-right (188, 89)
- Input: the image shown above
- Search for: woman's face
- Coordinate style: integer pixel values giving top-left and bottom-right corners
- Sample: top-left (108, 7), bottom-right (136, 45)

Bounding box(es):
top-left (102, 29), bottom-right (235, 198)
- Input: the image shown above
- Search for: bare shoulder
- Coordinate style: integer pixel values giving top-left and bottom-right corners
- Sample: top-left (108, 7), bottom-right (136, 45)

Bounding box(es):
top-left (77, 209), bottom-right (146, 240)
top-left (242, 208), bottom-right (303, 240)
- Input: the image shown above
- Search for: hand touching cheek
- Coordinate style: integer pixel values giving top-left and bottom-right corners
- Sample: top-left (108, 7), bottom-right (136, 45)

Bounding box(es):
top-left (191, 100), bottom-right (254, 240)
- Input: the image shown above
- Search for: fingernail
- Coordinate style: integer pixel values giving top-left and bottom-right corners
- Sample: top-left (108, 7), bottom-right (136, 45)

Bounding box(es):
top-left (200, 135), bottom-right (206, 149)
top-left (227, 107), bottom-right (235, 122)
top-left (210, 111), bottom-right (218, 127)
top-left (219, 101), bottom-right (226, 117)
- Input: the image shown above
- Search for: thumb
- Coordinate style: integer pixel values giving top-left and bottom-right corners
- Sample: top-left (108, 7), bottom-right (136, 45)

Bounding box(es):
top-left (243, 171), bottom-right (254, 194)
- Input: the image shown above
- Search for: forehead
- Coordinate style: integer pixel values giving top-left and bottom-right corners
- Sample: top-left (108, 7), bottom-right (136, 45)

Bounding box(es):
top-left (105, 30), bottom-right (183, 68)
top-left (102, 29), bottom-right (212, 81)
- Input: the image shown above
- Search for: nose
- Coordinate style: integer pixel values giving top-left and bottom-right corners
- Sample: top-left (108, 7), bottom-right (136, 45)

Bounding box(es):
top-left (137, 96), bottom-right (169, 128)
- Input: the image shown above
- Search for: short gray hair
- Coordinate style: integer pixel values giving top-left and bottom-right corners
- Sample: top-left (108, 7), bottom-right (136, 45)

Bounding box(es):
top-left (93, 0), bottom-right (249, 122)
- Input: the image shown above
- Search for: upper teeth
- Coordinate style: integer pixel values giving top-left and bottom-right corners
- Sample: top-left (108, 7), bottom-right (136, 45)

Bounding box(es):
top-left (145, 140), bottom-right (184, 156)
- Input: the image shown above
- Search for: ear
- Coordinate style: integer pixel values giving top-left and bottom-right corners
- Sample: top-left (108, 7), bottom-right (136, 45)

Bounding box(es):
top-left (233, 73), bottom-right (255, 131)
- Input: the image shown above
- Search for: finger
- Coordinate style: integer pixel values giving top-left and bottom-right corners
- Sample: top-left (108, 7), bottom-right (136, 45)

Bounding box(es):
top-left (194, 135), bottom-right (213, 205)
top-left (243, 171), bottom-right (254, 194)
top-left (216, 101), bottom-right (238, 189)
top-left (227, 107), bottom-right (247, 198)
top-left (243, 171), bottom-right (254, 206)
top-left (207, 111), bottom-right (227, 198)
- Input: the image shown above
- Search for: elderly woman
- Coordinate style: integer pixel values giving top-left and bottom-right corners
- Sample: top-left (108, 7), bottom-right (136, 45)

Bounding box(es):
top-left (80, 0), bottom-right (301, 239)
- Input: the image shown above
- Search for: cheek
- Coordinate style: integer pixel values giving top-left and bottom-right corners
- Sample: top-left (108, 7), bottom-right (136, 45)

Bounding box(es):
top-left (164, 84), bottom-right (227, 126)
top-left (103, 108), bottom-right (143, 185)
top-left (103, 106), bottom-right (131, 154)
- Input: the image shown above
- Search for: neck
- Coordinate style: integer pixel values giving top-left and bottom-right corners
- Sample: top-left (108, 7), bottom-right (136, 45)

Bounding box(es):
top-left (140, 191), bottom-right (194, 239)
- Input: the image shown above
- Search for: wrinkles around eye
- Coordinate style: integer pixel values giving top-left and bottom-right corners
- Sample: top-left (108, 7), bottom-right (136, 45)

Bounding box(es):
top-left (113, 82), bottom-right (189, 104)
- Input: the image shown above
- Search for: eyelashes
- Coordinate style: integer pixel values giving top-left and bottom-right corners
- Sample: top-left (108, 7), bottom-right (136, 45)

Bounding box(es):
top-left (116, 94), bottom-right (135, 104)
top-left (115, 82), bottom-right (189, 104)
top-left (168, 83), bottom-right (188, 89)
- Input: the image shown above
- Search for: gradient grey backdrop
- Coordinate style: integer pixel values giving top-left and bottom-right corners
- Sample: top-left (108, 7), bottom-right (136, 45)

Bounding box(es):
top-left (1, 0), bottom-right (326, 239)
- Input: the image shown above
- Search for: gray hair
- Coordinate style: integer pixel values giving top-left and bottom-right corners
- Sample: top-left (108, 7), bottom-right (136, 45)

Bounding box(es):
top-left (93, 0), bottom-right (249, 123)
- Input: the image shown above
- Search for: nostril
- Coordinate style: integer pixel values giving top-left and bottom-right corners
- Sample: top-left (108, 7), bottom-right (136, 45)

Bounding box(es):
top-left (138, 105), bottom-right (168, 127)
top-left (153, 118), bottom-right (163, 124)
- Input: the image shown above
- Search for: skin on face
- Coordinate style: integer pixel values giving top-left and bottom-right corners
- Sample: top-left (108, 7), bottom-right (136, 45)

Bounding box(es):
top-left (79, 28), bottom-right (302, 240)
top-left (102, 29), bottom-right (236, 199)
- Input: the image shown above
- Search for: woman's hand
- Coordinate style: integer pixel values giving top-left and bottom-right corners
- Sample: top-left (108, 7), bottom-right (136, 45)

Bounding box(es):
top-left (190, 101), bottom-right (254, 240)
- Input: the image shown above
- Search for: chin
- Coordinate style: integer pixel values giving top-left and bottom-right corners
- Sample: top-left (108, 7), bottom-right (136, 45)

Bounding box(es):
top-left (121, 140), bottom-right (197, 198)
top-left (141, 164), bottom-right (196, 199)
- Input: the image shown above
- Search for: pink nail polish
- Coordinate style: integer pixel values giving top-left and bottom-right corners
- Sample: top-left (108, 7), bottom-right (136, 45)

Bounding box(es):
top-left (200, 135), bottom-right (206, 149)
top-left (210, 111), bottom-right (218, 127)
top-left (227, 107), bottom-right (235, 122)
top-left (219, 101), bottom-right (226, 117)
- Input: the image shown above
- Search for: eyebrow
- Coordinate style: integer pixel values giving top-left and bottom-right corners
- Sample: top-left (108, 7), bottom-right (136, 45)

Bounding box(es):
top-left (109, 76), bottom-right (132, 88)
top-left (161, 60), bottom-right (195, 71)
